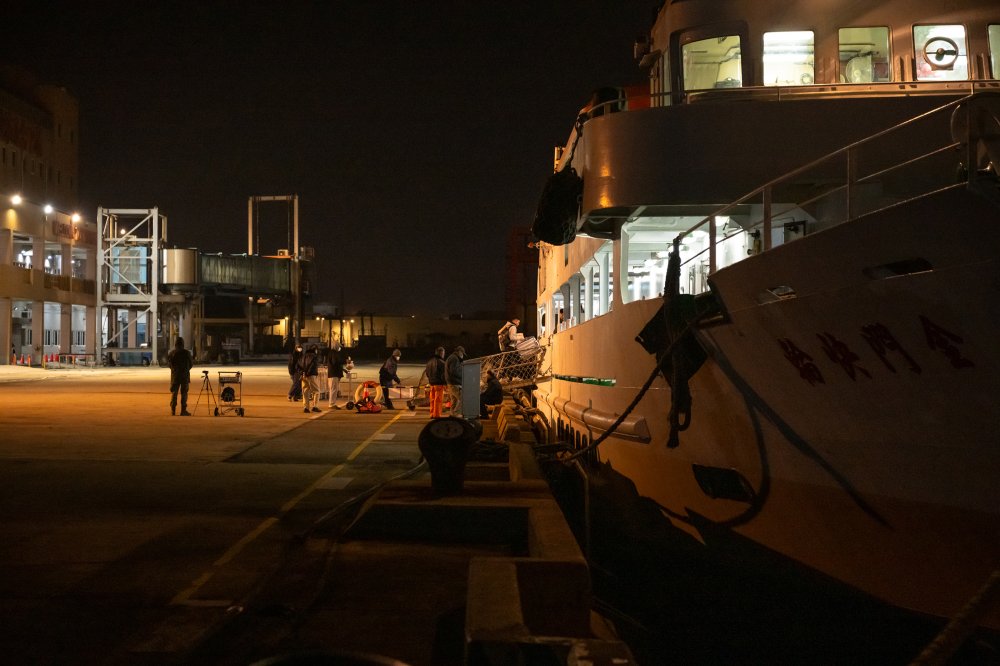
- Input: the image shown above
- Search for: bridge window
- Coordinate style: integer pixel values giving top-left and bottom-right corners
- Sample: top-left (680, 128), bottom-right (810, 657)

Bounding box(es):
top-left (839, 27), bottom-right (891, 83)
top-left (682, 35), bottom-right (742, 91)
top-left (990, 25), bottom-right (1000, 78)
top-left (763, 31), bottom-right (815, 86)
top-left (914, 25), bottom-right (968, 81)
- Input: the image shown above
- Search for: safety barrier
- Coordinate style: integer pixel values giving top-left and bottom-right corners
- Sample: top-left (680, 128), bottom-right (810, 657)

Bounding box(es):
top-left (477, 343), bottom-right (550, 390)
top-left (46, 353), bottom-right (98, 368)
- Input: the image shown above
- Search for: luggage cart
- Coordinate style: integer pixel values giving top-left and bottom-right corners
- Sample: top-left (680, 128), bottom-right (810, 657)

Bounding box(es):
top-left (216, 371), bottom-right (245, 416)
top-left (406, 370), bottom-right (429, 411)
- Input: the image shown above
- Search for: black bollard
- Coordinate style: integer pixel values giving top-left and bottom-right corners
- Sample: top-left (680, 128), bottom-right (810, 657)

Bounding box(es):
top-left (418, 417), bottom-right (476, 495)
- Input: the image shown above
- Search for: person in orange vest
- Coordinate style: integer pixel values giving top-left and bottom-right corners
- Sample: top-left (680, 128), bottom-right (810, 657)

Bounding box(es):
top-left (424, 347), bottom-right (447, 418)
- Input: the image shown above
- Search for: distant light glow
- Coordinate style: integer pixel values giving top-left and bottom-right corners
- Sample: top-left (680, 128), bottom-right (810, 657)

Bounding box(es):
top-left (72, 213), bottom-right (81, 223)
top-left (44, 204), bottom-right (54, 214)
top-left (11, 194), bottom-right (22, 205)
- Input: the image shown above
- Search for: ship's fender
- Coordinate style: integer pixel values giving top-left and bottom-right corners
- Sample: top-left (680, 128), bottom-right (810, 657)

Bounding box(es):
top-left (635, 240), bottom-right (710, 448)
top-left (531, 119), bottom-right (584, 245)
top-left (531, 167), bottom-right (582, 245)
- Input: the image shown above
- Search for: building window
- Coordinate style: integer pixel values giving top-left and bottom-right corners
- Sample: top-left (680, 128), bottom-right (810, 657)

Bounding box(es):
top-left (914, 24), bottom-right (968, 81)
top-left (682, 34), bottom-right (742, 91)
top-left (763, 31), bottom-right (815, 86)
top-left (839, 27), bottom-right (891, 83)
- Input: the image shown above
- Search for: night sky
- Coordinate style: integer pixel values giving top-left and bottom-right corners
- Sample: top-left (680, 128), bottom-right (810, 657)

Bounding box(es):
top-left (5, 2), bottom-right (657, 316)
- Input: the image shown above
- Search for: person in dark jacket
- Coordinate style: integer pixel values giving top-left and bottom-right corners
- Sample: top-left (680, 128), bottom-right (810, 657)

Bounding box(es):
top-left (326, 342), bottom-right (345, 409)
top-left (480, 369), bottom-right (503, 418)
top-left (167, 337), bottom-right (194, 416)
top-left (299, 344), bottom-right (321, 413)
top-left (287, 343), bottom-right (303, 401)
top-left (424, 346), bottom-right (447, 418)
top-left (379, 348), bottom-right (402, 409)
top-left (445, 345), bottom-right (465, 416)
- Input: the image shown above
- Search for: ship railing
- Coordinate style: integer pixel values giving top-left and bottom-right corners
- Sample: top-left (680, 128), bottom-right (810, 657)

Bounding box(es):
top-left (682, 80), bottom-right (1000, 106)
top-left (671, 91), bottom-right (1000, 274)
top-left (476, 346), bottom-right (550, 391)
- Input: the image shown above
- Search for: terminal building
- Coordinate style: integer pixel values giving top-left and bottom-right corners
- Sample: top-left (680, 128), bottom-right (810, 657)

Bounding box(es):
top-left (0, 65), bottom-right (95, 365)
top-left (0, 66), bottom-right (306, 366)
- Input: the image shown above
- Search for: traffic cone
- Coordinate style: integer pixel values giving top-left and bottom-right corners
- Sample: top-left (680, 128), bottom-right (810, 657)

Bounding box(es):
top-left (20, 354), bottom-right (25, 365)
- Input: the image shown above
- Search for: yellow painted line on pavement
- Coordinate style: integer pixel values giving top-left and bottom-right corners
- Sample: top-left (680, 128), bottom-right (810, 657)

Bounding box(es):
top-left (172, 411), bottom-right (405, 606)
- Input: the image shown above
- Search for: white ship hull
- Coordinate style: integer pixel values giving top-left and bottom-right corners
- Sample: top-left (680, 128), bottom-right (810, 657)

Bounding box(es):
top-left (536, 186), bottom-right (1000, 626)
top-left (531, 0), bottom-right (1000, 630)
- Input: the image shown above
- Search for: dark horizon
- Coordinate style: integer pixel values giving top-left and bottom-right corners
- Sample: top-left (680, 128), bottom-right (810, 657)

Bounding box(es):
top-left (3, 2), bottom-right (657, 316)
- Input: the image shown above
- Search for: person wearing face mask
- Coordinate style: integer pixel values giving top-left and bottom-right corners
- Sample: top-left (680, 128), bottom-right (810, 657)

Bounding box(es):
top-left (299, 344), bottom-right (322, 413)
top-left (445, 345), bottom-right (465, 416)
top-left (379, 348), bottom-right (402, 409)
top-left (424, 346), bottom-right (447, 418)
top-left (287, 342), bottom-right (303, 402)
top-left (326, 341), bottom-right (345, 409)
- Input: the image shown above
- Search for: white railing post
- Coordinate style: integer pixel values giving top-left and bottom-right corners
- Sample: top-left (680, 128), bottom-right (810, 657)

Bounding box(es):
top-left (846, 148), bottom-right (857, 220)
top-left (762, 187), bottom-right (772, 251)
top-left (708, 216), bottom-right (717, 274)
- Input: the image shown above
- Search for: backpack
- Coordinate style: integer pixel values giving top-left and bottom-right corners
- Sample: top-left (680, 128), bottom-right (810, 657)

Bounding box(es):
top-left (497, 322), bottom-right (513, 350)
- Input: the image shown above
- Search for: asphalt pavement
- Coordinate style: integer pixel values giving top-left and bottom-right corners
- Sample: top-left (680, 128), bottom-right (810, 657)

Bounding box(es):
top-left (0, 361), bottom-right (439, 664)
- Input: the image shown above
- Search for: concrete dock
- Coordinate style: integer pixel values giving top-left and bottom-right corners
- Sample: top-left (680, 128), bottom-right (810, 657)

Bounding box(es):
top-left (0, 363), bottom-right (636, 665)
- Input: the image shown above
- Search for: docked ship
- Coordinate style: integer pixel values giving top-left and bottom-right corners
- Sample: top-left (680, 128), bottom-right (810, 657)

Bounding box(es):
top-left (531, 0), bottom-right (1000, 636)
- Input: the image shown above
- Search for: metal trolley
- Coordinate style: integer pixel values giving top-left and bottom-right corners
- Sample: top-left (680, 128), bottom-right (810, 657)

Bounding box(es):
top-left (216, 371), bottom-right (245, 416)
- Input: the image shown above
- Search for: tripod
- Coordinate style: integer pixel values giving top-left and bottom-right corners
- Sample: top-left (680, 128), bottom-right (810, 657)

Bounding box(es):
top-left (193, 370), bottom-right (219, 415)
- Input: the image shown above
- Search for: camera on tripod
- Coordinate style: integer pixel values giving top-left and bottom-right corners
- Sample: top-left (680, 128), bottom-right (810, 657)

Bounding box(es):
top-left (202, 370), bottom-right (209, 376)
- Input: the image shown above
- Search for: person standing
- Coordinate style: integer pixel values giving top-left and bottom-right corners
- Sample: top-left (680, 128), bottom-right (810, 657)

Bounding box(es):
top-left (507, 318), bottom-right (524, 349)
top-left (167, 337), bottom-right (193, 416)
top-left (379, 348), bottom-right (402, 409)
top-left (326, 342), bottom-right (345, 409)
top-left (445, 345), bottom-right (465, 416)
top-left (498, 318), bottom-right (524, 351)
top-left (425, 346), bottom-right (447, 418)
top-left (287, 342), bottom-right (303, 401)
top-left (299, 344), bottom-right (321, 413)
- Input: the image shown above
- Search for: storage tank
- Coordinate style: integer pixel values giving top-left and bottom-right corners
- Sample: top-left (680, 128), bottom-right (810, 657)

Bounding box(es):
top-left (161, 248), bottom-right (199, 290)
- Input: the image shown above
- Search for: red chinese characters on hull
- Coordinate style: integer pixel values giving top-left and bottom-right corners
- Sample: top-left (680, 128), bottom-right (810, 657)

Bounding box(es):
top-left (779, 316), bottom-right (974, 385)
